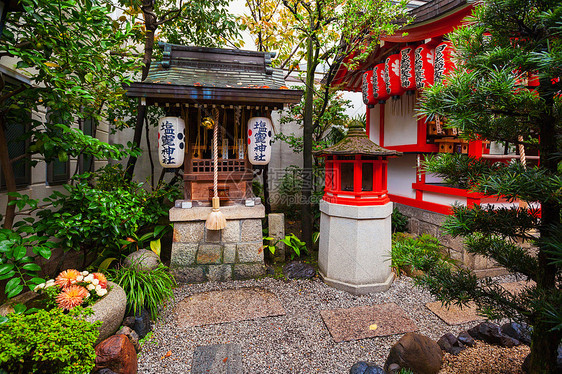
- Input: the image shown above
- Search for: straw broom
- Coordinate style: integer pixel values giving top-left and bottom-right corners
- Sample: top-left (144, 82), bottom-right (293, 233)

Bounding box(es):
top-left (206, 108), bottom-right (226, 230)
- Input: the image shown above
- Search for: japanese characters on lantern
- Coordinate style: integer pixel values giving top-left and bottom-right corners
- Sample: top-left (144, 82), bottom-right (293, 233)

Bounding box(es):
top-left (362, 70), bottom-right (377, 106)
top-left (400, 46), bottom-right (416, 90)
top-left (158, 117), bottom-right (185, 168)
top-left (414, 43), bottom-right (434, 89)
top-left (434, 41), bottom-right (455, 84)
top-left (373, 63), bottom-right (390, 102)
top-left (247, 117), bottom-right (273, 165)
top-left (384, 53), bottom-right (405, 97)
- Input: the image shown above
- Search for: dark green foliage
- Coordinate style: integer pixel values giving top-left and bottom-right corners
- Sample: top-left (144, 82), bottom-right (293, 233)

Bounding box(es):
top-left (0, 223), bottom-right (55, 300)
top-left (0, 307), bottom-right (99, 374)
top-left (107, 263), bottom-right (176, 320)
top-left (417, 0), bottom-right (562, 371)
top-left (35, 165), bottom-right (180, 265)
top-left (391, 233), bottom-right (455, 276)
top-left (391, 208), bottom-right (409, 233)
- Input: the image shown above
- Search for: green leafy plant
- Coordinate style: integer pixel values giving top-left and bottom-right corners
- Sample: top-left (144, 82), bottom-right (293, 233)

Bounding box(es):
top-left (392, 208), bottom-right (409, 233)
top-left (391, 233), bottom-right (456, 276)
top-left (107, 263), bottom-right (176, 320)
top-left (0, 223), bottom-right (55, 300)
top-left (35, 165), bottom-right (180, 268)
top-left (263, 233), bottom-right (309, 260)
top-left (0, 307), bottom-right (99, 374)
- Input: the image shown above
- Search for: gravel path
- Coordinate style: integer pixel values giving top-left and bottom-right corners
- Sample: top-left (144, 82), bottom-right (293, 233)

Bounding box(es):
top-left (138, 275), bottom-right (519, 373)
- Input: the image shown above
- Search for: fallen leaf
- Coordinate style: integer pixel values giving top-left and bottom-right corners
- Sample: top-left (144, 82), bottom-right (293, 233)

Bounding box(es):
top-left (369, 323), bottom-right (378, 331)
top-left (161, 350), bottom-right (172, 359)
top-left (223, 357), bottom-right (228, 363)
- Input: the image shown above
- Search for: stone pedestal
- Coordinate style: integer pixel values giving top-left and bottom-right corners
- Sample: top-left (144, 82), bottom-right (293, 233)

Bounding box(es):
top-left (267, 213), bottom-right (285, 262)
top-left (319, 200), bottom-right (394, 295)
top-left (170, 204), bottom-right (266, 283)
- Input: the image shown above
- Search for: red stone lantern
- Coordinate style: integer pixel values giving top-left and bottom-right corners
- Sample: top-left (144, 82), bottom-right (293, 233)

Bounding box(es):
top-left (362, 70), bottom-right (377, 107)
top-left (414, 43), bottom-right (435, 89)
top-left (385, 53), bottom-right (405, 97)
top-left (373, 63), bottom-right (390, 102)
top-left (434, 41), bottom-right (455, 83)
top-left (316, 123), bottom-right (401, 206)
top-left (400, 46), bottom-right (416, 91)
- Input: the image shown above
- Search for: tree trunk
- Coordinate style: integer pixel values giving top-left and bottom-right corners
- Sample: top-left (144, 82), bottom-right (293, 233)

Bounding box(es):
top-left (0, 116), bottom-right (17, 229)
top-left (529, 92), bottom-right (561, 372)
top-left (125, 1), bottom-right (158, 180)
top-left (301, 34), bottom-right (314, 247)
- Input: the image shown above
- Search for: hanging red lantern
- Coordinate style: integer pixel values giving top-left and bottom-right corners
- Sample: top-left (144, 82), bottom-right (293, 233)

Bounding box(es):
top-left (399, 46), bottom-right (416, 90)
top-left (372, 63), bottom-right (390, 102)
top-left (362, 70), bottom-right (377, 106)
top-left (414, 44), bottom-right (434, 89)
top-left (384, 53), bottom-right (404, 97)
top-left (434, 41), bottom-right (455, 84)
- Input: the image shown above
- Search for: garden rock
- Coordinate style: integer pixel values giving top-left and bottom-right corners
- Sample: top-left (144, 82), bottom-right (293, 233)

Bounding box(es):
top-left (122, 316), bottom-right (136, 329)
top-left (384, 332), bottom-right (443, 374)
top-left (131, 308), bottom-right (152, 339)
top-left (283, 261), bottom-right (316, 279)
top-left (437, 332), bottom-right (465, 355)
top-left (350, 362), bottom-right (386, 374)
top-left (501, 322), bottom-right (532, 345)
top-left (124, 249), bottom-right (161, 272)
top-left (457, 331), bottom-right (475, 347)
top-left (86, 281), bottom-right (127, 345)
top-left (94, 335), bottom-right (138, 374)
top-left (467, 322), bottom-right (520, 347)
top-left (116, 326), bottom-right (141, 353)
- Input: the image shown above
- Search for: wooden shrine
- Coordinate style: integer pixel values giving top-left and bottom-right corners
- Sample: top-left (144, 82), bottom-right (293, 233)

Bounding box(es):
top-left (125, 43), bottom-right (303, 282)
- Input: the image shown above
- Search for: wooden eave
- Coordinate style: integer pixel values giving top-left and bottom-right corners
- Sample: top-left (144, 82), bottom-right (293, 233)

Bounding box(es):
top-left (125, 82), bottom-right (303, 108)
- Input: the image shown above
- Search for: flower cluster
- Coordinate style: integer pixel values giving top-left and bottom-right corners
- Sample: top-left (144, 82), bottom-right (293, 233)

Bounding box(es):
top-left (34, 269), bottom-right (109, 310)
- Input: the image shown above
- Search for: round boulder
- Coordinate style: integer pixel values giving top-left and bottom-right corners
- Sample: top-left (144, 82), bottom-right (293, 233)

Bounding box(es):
top-left (124, 249), bottom-right (161, 272)
top-left (384, 332), bottom-right (443, 374)
top-left (94, 334), bottom-right (137, 374)
top-left (86, 281), bottom-right (127, 345)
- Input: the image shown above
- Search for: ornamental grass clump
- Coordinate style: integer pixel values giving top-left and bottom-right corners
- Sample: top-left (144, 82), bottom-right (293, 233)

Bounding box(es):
top-left (108, 263), bottom-right (176, 320)
top-left (34, 269), bottom-right (109, 310)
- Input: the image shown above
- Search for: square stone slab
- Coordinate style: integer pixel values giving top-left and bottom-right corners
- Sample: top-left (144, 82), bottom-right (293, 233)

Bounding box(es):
top-left (426, 301), bottom-right (483, 325)
top-left (192, 344), bottom-right (242, 374)
top-left (501, 280), bottom-right (536, 296)
top-left (320, 303), bottom-right (418, 343)
top-left (175, 287), bottom-right (285, 328)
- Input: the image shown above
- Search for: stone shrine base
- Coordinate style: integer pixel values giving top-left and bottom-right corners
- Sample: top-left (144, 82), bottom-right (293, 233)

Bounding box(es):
top-left (319, 200), bottom-right (394, 295)
top-left (169, 204), bottom-right (266, 283)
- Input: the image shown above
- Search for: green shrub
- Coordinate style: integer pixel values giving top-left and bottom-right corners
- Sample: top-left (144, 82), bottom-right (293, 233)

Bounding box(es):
top-left (107, 263), bottom-right (176, 320)
top-left (0, 307), bottom-right (99, 374)
top-left (392, 208), bottom-right (409, 233)
top-left (391, 233), bottom-right (456, 275)
top-left (35, 165), bottom-right (180, 266)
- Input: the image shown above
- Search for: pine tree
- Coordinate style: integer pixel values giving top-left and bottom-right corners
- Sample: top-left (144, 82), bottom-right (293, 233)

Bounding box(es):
top-left (417, 0), bottom-right (561, 372)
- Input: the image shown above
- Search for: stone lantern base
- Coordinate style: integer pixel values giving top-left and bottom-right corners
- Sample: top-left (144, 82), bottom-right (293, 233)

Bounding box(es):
top-left (169, 204), bottom-right (266, 283)
top-left (318, 200), bottom-right (394, 295)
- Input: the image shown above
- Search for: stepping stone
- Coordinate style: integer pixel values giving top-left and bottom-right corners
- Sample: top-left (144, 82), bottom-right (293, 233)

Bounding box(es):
top-left (175, 287), bottom-right (285, 328)
top-left (192, 343), bottom-right (242, 374)
top-left (500, 280), bottom-right (536, 296)
top-left (320, 303), bottom-right (418, 343)
top-left (426, 301), bottom-right (483, 325)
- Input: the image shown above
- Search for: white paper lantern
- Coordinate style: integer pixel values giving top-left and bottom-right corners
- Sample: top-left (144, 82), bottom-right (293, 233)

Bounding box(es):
top-left (158, 116), bottom-right (185, 168)
top-left (247, 117), bottom-right (273, 165)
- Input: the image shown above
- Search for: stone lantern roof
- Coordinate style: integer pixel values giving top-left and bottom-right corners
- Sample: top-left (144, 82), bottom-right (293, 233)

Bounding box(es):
top-left (315, 123), bottom-right (402, 157)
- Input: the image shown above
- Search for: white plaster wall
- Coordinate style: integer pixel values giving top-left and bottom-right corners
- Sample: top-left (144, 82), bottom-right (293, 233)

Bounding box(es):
top-left (387, 154), bottom-right (417, 198)
top-left (383, 96), bottom-right (418, 147)
top-left (423, 191), bottom-right (466, 206)
top-left (368, 105), bottom-right (381, 145)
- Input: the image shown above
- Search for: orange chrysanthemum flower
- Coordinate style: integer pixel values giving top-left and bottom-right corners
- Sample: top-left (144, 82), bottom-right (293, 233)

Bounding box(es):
top-left (55, 269), bottom-right (81, 289)
top-left (56, 285), bottom-right (88, 310)
top-left (93, 272), bottom-right (108, 289)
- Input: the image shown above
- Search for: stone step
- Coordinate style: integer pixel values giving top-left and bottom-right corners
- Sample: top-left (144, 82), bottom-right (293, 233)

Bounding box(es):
top-left (192, 344), bottom-right (242, 374)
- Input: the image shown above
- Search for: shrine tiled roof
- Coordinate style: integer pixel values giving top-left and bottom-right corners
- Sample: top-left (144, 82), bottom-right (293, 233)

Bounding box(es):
top-left (125, 43), bottom-right (302, 107)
